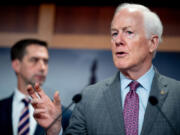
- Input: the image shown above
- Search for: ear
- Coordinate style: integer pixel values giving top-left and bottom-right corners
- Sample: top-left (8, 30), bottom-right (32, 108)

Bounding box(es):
top-left (149, 35), bottom-right (159, 53)
top-left (12, 59), bottom-right (21, 74)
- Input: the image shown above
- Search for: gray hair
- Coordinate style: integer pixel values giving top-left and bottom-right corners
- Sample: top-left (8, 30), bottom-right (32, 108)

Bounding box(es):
top-left (113, 3), bottom-right (163, 44)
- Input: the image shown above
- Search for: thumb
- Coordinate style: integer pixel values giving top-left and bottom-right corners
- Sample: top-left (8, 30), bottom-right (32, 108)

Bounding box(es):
top-left (53, 91), bottom-right (61, 107)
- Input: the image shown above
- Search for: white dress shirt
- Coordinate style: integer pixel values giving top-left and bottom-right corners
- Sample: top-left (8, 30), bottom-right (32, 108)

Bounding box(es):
top-left (12, 89), bottom-right (37, 135)
top-left (120, 65), bottom-right (155, 135)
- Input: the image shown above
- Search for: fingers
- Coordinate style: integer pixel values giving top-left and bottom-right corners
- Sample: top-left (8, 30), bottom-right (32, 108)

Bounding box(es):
top-left (27, 84), bottom-right (39, 99)
top-left (31, 98), bottom-right (44, 108)
top-left (33, 108), bottom-right (48, 119)
top-left (27, 83), bottom-right (46, 98)
top-left (34, 83), bottom-right (46, 98)
top-left (53, 91), bottom-right (61, 107)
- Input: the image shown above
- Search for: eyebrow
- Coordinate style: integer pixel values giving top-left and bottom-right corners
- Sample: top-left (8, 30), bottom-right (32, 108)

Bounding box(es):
top-left (111, 28), bottom-right (117, 31)
top-left (30, 56), bottom-right (49, 60)
top-left (111, 26), bottom-right (132, 31)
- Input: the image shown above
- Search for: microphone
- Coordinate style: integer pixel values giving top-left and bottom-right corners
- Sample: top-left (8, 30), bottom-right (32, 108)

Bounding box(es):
top-left (45, 93), bottom-right (82, 132)
top-left (149, 96), bottom-right (177, 135)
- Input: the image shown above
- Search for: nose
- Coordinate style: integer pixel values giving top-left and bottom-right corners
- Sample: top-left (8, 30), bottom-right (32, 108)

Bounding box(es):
top-left (38, 60), bottom-right (47, 72)
top-left (113, 33), bottom-right (124, 47)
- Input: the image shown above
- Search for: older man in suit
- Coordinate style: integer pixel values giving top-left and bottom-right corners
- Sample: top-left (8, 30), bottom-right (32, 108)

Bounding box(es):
top-left (27, 3), bottom-right (180, 135)
top-left (0, 39), bottom-right (71, 135)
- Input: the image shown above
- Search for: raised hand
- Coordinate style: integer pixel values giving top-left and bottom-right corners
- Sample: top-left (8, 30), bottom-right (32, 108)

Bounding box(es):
top-left (27, 83), bottom-right (62, 135)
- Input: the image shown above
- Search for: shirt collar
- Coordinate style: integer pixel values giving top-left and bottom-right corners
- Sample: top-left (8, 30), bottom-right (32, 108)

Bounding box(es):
top-left (120, 73), bottom-right (132, 90)
top-left (137, 66), bottom-right (154, 90)
top-left (14, 88), bottom-right (30, 103)
top-left (120, 65), bottom-right (155, 90)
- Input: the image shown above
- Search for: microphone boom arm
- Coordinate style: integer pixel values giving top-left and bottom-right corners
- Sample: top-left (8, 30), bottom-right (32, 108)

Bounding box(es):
top-left (149, 96), bottom-right (177, 135)
top-left (45, 93), bottom-right (82, 133)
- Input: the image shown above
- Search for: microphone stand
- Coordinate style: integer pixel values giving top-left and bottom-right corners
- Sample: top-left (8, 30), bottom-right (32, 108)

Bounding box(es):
top-left (45, 102), bottom-right (74, 132)
top-left (42, 93), bottom-right (82, 135)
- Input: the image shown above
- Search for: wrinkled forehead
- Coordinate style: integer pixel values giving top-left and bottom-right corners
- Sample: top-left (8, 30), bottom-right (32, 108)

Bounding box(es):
top-left (111, 8), bottom-right (144, 28)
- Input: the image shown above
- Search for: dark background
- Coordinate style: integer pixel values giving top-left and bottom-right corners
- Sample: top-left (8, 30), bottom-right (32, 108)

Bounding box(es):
top-left (1, 0), bottom-right (179, 8)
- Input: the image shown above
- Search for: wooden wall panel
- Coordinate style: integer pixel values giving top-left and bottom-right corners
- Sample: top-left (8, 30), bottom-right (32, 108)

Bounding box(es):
top-left (54, 6), bottom-right (115, 34)
top-left (54, 7), bottom-right (180, 36)
top-left (0, 4), bottom-right (179, 52)
top-left (152, 8), bottom-right (180, 36)
top-left (0, 5), bottom-right (39, 33)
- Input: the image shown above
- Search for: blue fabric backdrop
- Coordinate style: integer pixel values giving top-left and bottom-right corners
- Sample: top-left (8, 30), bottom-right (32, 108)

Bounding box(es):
top-left (0, 47), bottom-right (180, 106)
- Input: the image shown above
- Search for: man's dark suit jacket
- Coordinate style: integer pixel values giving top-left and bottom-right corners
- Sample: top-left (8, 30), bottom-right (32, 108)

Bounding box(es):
top-left (0, 94), bottom-right (72, 135)
top-left (65, 70), bottom-right (180, 135)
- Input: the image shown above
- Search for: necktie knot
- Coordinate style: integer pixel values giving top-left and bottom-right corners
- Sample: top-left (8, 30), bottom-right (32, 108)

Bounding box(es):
top-left (129, 81), bottom-right (140, 91)
top-left (22, 98), bottom-right (30, 107)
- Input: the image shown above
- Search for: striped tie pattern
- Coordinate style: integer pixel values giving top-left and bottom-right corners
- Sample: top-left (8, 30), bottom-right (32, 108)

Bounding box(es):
top-left (18, 98), bottom-right (30, 135)
top-left (124, 81), bottom-right (140, 135)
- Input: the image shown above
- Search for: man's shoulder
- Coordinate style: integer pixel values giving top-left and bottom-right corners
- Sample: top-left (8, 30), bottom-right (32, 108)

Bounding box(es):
top-left (0, 95), bottom-right (13, 106)
top-left (61, 105), bottom-right (72, 131)
top-left (158, 73), bottom-right (180, 86)
top-left (62, 105), bottom-right (72, 115)
top-left (157, 73), bottom-right (180, 96)
top-left (87, 73), bottom-right (117, 89)
top-left (0, 95), bottom-right (13, 122)
top-left (0, 96), bottom-right (13, 133)
top-left (81, 72), bottom-right (119, 99)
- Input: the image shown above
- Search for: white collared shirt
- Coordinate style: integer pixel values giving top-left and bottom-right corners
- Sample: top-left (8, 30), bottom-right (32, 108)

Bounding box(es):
top-left (120, 65), bottom-right (155, 135)
top-left (12, 89), bottom-right (37, 135)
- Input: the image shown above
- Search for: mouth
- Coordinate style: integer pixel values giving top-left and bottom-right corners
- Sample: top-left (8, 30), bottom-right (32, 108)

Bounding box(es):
top-left (115, 51), bottom-right (127, 57)
top-left (35, 75), bottom-right (45, 81)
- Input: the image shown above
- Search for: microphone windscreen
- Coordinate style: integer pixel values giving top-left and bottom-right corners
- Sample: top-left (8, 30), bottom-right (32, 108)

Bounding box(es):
top-left (72, 94), bottom-right (82, 103)
top-left (149, 96), bottom-right (158, 105)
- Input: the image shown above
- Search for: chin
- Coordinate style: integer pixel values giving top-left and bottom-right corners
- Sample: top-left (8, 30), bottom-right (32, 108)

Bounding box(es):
top-left (32, 80), bottom-right (44, 86)
top-left (114, 61), bottom-right (129, 70)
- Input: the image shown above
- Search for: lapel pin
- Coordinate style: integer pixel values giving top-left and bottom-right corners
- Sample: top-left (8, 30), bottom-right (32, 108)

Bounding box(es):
top-left (160, 90), bottom-right (165, 95)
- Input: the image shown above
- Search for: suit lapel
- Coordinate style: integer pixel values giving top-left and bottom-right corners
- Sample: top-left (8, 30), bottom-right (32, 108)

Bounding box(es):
top-left (7, 95), bottom-right (14, 135)
top-left (141, 70), bottom-right (169, 135)
top-left (0, 94), bottom-right (14, 135)
top-left (103, 72), bottom-right (125, 134)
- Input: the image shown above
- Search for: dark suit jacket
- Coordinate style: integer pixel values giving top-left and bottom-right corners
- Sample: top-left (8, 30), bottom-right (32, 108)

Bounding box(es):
top-left (65, 70), bottom-right (180, 135)
top-left (0, 94), bottom-right (72, 135)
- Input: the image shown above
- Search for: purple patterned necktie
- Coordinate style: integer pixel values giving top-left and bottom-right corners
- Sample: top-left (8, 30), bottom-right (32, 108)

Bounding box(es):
top-left (123, 81), bottom-right (140, 135)
top-left (18, 98), bottom-right (30, 135)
